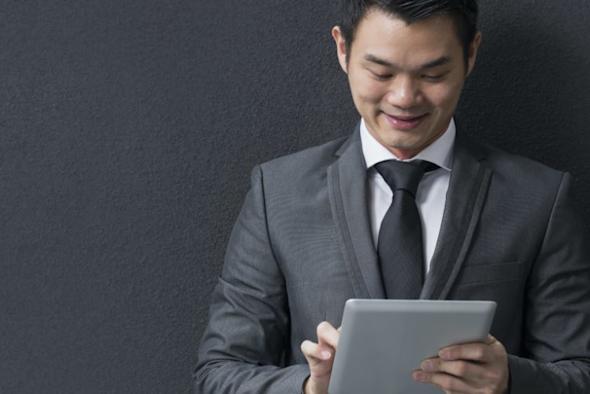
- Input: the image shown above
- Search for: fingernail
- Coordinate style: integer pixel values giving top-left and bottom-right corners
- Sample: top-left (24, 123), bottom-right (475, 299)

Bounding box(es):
top-left (421, 360), bottom-right (434, 371)
top-left (413, 371), bottom-right (427, 382)
top-left (439, 350), bottom-right (450, 359)
top-left (321, 351), bottom-right (331, 359)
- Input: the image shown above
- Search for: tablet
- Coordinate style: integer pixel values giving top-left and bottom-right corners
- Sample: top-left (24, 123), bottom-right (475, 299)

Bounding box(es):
top-left (329, 299), bottom-right (496, 394)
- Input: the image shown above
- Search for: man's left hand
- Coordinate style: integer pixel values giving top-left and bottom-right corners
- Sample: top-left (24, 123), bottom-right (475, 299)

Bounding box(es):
top-left (412, 335), bottom-right (509, 394)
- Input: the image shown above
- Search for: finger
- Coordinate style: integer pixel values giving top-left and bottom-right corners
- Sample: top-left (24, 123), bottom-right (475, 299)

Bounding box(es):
top-left (300, 340), bottom-right (332, 362)
top-left (420, 358), bottom-right (485, 381)
top-left (439, 342), bottom-right (490, 362)
top-left (316, 321), bottom-right (340, 349)
top-left (413, 370), bottom-right (471, 393)
top-left (417, 357), bottom-right (439, 373)
top-left (301, 340), bottom-right (335, 381)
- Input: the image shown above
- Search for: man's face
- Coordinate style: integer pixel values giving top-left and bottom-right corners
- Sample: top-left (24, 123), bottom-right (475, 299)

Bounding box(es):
top-left (332, 10), bottom-right (480, 159)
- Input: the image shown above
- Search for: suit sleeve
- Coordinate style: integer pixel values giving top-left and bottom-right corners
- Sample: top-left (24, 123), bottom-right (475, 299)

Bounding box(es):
top-left (194, 166), bottom-right (309, 394)
top-left (508, 173), bottom-right (590, 393)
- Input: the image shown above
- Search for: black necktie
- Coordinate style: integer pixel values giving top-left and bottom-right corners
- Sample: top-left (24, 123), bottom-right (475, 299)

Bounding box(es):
top-left (374, 160), bottom-right (436, 299)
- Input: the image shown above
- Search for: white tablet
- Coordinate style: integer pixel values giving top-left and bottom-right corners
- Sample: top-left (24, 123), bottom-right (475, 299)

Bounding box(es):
top-left (329, 299), bottom-right (496, 394)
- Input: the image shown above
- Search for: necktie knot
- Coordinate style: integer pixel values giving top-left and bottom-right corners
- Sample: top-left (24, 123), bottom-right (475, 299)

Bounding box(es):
top-left (374, 160), bottom-right (436, 197)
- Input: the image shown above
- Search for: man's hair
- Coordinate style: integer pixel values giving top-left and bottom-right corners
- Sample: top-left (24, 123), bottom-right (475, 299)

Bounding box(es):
top-left (338, 0), bottom-right (479, 66)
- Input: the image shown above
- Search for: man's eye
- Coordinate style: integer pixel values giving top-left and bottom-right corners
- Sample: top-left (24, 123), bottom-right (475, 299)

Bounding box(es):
top-left (370, 71), bottom-right (392, 80)
top-left (422, 73), bottom-right (446, 81)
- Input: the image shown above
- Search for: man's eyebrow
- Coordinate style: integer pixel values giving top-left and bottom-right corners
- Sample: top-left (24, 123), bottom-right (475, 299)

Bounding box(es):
top-left (363, 54), bottom-right (451, 70)
top-left (420, 56), bottom-right (451, 69)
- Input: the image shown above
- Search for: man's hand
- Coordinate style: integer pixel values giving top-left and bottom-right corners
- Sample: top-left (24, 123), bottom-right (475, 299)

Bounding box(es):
top-left (300, 321), bottom-right (340, 394)
top-left (413, 335), bottom-right (509, 394)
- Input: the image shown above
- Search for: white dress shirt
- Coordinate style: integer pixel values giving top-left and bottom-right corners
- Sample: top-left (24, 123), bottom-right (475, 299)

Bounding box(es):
top-left (360, 118), bottom-right (455, 272)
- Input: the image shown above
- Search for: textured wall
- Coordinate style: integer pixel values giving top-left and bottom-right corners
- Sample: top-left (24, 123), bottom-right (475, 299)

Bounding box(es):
top-left (1, 1), bottom-right (589, 393)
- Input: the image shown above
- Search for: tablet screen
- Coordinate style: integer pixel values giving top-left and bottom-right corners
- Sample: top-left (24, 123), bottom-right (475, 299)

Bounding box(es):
top-left (329, 299), bottom-right (496, 394)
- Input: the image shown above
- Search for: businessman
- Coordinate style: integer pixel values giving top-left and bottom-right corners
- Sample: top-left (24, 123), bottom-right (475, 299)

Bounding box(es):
top-left (195, 1), bottom-right (590, 393)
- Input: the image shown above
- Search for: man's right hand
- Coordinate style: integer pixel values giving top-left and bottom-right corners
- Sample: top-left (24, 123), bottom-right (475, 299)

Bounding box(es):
top-left (300, 321), bottom-right (341, 394)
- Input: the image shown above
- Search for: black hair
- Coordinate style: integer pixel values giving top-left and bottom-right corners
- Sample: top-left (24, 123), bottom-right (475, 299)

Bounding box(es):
top-left (338, 0), bottom-right (479, 67)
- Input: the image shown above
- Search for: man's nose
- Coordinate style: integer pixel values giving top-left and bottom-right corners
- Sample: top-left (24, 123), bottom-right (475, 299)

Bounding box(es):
top-left (384, 75), bottom-right (421, 109)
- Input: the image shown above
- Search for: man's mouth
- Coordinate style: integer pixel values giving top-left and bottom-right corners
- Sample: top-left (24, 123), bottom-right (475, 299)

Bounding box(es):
top-left (382, 112), bottom-right (428, 130)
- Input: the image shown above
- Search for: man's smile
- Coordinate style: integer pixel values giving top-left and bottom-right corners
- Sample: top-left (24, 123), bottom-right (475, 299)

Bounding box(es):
top-left (382, 112), bottom-right (429, 130)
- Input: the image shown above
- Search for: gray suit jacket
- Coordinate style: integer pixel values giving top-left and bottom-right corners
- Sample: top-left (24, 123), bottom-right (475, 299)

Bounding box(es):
top-left (195, 127), bottom-right (590, 393)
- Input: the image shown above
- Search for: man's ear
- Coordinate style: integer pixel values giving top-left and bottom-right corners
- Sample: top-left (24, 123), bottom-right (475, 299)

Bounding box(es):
top-left (466, 31), bottom-right (482, 77)
top-left (331, 26), bottom-right (349, 74)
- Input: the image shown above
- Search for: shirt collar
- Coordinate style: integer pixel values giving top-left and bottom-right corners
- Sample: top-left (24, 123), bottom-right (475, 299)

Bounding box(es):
top-left (360, 117), bottom-right (455, 171)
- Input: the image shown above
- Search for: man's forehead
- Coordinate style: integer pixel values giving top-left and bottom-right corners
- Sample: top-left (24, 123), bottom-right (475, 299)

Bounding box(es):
top-left (351, 11), bottom-right (463, 59)
top-left (354, 10), bottom-right (461, 43)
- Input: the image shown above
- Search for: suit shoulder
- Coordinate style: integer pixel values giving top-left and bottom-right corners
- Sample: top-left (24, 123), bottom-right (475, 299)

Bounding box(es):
top-left (474, 139), bottom-right (565, 188)
top-left (257, 135), bottom-right (349, 180)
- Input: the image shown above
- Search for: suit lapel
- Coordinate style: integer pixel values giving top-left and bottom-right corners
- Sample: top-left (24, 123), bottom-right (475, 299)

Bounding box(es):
top-left (327, 127), bottom-right (385, 299)
top-left (420, 133), bottom-right (492, 300)
top-left (327, 127), bottom-right (491, 301)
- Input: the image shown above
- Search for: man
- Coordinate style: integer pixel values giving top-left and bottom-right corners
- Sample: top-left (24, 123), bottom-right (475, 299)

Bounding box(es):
top-left (195, 1), bottom-right (590, 393)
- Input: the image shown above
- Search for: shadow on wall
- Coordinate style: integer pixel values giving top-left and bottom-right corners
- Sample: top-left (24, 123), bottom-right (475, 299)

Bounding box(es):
top-left (460, 10), bottom-right (590, 166)
top-left (457, 8), bottom-right (590, 223)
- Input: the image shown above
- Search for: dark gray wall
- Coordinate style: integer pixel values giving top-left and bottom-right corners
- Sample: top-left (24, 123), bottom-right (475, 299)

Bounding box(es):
top-left (2, 1), bottom-right (589, 393)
